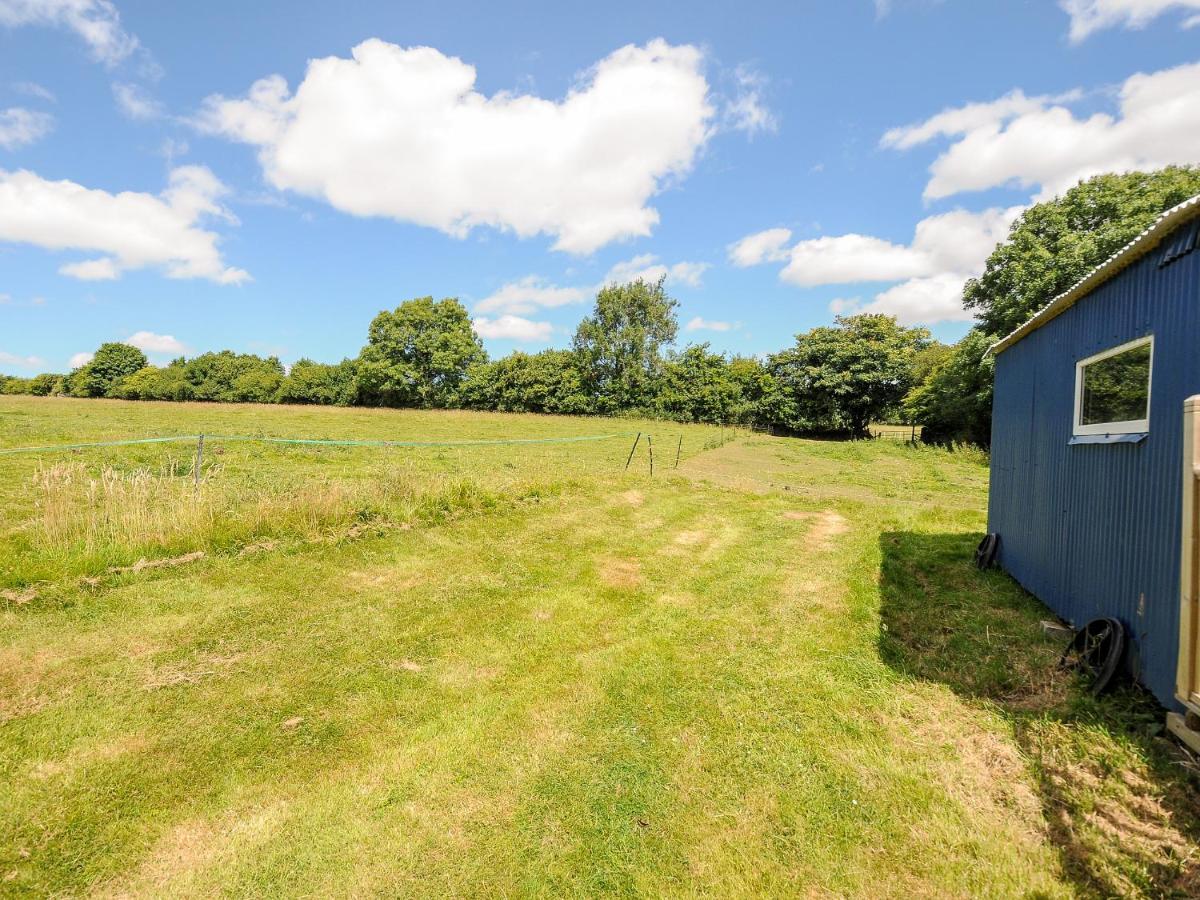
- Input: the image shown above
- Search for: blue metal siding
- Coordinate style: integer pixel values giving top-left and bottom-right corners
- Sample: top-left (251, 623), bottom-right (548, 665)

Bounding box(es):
top-left (988, 235), bottom-right (1200, 709)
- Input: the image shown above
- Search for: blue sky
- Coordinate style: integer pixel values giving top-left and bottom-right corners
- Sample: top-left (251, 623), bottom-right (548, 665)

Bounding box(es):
top-left (2, 0), bottom-right (1199, 373)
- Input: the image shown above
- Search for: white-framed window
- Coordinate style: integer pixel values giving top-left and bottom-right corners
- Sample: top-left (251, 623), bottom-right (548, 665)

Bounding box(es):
top-left (1073, 335), bottom-right (1153, 436)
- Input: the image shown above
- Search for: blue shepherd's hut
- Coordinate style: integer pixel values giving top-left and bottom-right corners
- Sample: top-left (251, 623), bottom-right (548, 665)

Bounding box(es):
top-left (987, 194), bottom-right (1200, 747)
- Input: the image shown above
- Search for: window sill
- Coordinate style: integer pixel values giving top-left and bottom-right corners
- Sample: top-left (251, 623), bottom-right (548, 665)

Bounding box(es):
top-left (1069, 432), bottom-right (1148, 445)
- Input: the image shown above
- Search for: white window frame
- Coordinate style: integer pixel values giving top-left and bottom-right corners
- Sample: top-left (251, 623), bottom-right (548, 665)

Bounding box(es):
top-left (1073, 335), bottom-right (1154, 436)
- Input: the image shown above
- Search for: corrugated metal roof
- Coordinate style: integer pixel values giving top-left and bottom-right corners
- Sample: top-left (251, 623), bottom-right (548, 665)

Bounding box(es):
top-left (990, 193), bottom-right (1200, 356)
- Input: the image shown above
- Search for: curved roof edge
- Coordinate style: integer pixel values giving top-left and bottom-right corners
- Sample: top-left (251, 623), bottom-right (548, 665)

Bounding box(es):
top-left (989, 193), bottom-right (1200, 356)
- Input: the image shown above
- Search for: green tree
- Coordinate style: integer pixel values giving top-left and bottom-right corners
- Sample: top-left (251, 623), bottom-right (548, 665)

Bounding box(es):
top-left (71, 343), bottom-right (148, 398)
top-left (572, 277), bottom-right (678, 414)
top-left (182, 352), bottom-right (284, 403)
top-left (112, 364), bottom-right (195, 401)
top-left (903, 330), bottom-right (995, 445)
top-left (965, 166), bottom-right (1200, 336)
top-left (276, 359), bottom-right (359, 406)
top-left (357, 297), bottom-right (486, 408)
top-left (656, 344), bottom-right (744, 424)
top-left (767, 314), bottom-right (930, 437)
top-left (461, 350), bottom-right (591, 415)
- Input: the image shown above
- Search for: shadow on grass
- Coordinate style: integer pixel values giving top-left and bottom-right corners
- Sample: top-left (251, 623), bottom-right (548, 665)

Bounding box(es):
top-left (878, 530), bottom-right (1200, 898)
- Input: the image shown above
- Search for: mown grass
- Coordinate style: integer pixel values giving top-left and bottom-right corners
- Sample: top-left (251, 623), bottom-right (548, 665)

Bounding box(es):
top-left (2, 397), bottom-right (1199, 896)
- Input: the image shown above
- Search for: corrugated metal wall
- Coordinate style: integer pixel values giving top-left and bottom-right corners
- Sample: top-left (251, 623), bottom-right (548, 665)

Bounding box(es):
top-left (989, 226), bottom-right (1200, 709)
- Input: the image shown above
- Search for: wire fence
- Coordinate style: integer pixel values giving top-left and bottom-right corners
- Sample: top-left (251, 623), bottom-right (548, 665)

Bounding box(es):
top-left (0, 429), bottom-right (703, 477)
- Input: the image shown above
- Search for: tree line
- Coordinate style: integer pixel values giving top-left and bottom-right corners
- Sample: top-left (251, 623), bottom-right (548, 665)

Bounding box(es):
top-left (6, 166), bottom-right (1197, 443)
top-left (1, 282), bottom-right (933, 437)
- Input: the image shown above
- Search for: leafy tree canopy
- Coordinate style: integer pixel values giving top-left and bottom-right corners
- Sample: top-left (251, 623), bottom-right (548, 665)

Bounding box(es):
top-left (769, 314), bottom-right (930, 436)
top-left (572, 278), bottom-right (678, 414)
top-left (357, 297), bottom-right (486, 408)
top-left (71, 342), bottom-right (148, 398)
top-left (903, 330), bottom-right (995, 446)
top-left (965, 166), bottom-right (1200, 337)
top-left (461, 350), bottom-right (592, 415)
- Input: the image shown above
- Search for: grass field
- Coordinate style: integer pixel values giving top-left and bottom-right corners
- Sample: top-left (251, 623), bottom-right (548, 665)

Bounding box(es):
top-left (3, 397), bottom-right (1199, 897)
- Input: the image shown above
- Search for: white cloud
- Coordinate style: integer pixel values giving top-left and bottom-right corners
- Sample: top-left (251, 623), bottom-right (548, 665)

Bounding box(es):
top-left (0, 165), bottom-right (249, 284)
top-left (605, 253), bottom-right (710, 287)
top-left (59, 257), bottom-right (118, 280)
top-left (472, 314), bottom-right (554, 342)
top-left (685, 316), bottom-right (738, 332)
top-left (112, 81), bottom-right (161, 120)
top-left (195, 38), bottom-right (714, 254)
top-left (724, 65), bottom-right (777, 137)
top-left (728, 227), bottom-right (792, 267)
top-left (734, 207), bottom-right (1021, 324)
top-left (1060, 0), bottom-right (1200, 41)
top-left (774, 207), bottom-right (1019, 287)
top-left (13, 81), bottom-right (55, 102)
top-left (881, 90), bottom-right (1081, 151)
top-left (0, 350), bottom-right (45, 369)
top-left (0, 106), bottom-right (53, 149)
top-left (69, 350), bottom-right (93, 368)
top-left (851, 274), bottom-right (978, 325)
top-left (0, 0), bottom-right (139, 66)
top-left (884, 60), bottom-right (1200, 201)
top-left (476, 275), bottom-right (588, 315)
top-left (125, 330), bottom-right (186, 354)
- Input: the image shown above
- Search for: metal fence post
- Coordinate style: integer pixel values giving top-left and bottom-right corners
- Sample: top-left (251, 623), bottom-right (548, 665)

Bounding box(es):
top-left (624, 432), bottom-right (642, 470)
top-left (647, 434), bottom-right (654, 477)
top-left (675, 434), bottom-right (682, 469)
top-left (193, 433), bottom-right (204, 491)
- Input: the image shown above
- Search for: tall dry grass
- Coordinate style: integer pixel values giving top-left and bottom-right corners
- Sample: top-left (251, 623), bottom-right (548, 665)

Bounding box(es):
top-left (23, 459), bottom-right (562, 580)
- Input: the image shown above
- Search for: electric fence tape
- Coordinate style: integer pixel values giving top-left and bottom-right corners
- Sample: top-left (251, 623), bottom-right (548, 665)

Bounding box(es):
top-left (0, 432), bottom-right (638, 456)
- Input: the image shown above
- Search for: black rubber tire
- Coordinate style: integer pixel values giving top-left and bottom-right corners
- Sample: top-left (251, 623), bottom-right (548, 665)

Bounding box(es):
top-left (975, 533), bottom-right (1000, 570)
top-left (1059, 617), bottom-right (1126, 695)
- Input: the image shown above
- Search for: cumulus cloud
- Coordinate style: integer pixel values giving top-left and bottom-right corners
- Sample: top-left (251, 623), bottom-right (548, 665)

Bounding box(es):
top-left (605, 254), bottom-right (710, 287)
top-left (112, 81), bottom-right (161, 120)
top-left (0, 165), bottom-right (249, 284)
top-left (685, 316), bottom-right (738, 332)
top-left (471, 314), bottom-right (554, 342)
top-left (0, 0), bottom-right (139, 66)
top-left (475, 275), bottom-right (588, 315)
top-left (0, 106), bottom-right (53, 149)
top-left (0, 350), bottom-right (46, 369)
top-left (728, 227), bottom-right (792, 267)
top-left (775, 207), bottom-right (1019, 287)
top-left (884, 60), bottom-right (1200, 201)
top-left (125, 330), bottom-right (186, 354)
top-left (195, 38), bottom-right (714, 254)
top-left (69, 350), bottom-right (93, 368)
top-left (1060, 0), bottom-right (1200, 41)
top-left (733, 206), bottom-right (1021, 324)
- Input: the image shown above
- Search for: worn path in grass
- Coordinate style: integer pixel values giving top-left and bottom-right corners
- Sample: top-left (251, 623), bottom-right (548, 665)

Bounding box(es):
top-left (2, 404), bottom-right (1199, 896)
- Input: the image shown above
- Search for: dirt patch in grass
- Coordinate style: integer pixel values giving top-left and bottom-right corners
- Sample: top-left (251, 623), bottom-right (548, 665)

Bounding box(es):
top-left (599, 557), bottom-right (642, 589)
top-left (142, 651), bottom-right (242, 691)
top-left (109, 550), bottom-right (206, 576)
top-left (0, 586), bottom-right (37, 606)
top-left (237, 539), bottom-right (279, 557)
top-left (620, 489), bottom-right (644, 506)
top-left (804, 510), bottom-right (849, 551)
top-left (99, 803), bottom-right (288, 897)
top-left (673, 530), bottom-right (708, 546)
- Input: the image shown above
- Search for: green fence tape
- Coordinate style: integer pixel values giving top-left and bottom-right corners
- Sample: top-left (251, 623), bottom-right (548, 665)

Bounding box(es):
top-left (0, 431), bottom-right (635, 456)
top-left (0, 435), bottom-right (202, 455)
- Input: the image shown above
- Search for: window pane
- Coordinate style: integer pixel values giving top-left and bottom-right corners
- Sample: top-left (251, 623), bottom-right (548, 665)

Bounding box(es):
top-left (1080, 342), bottom-right (1151, 426)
